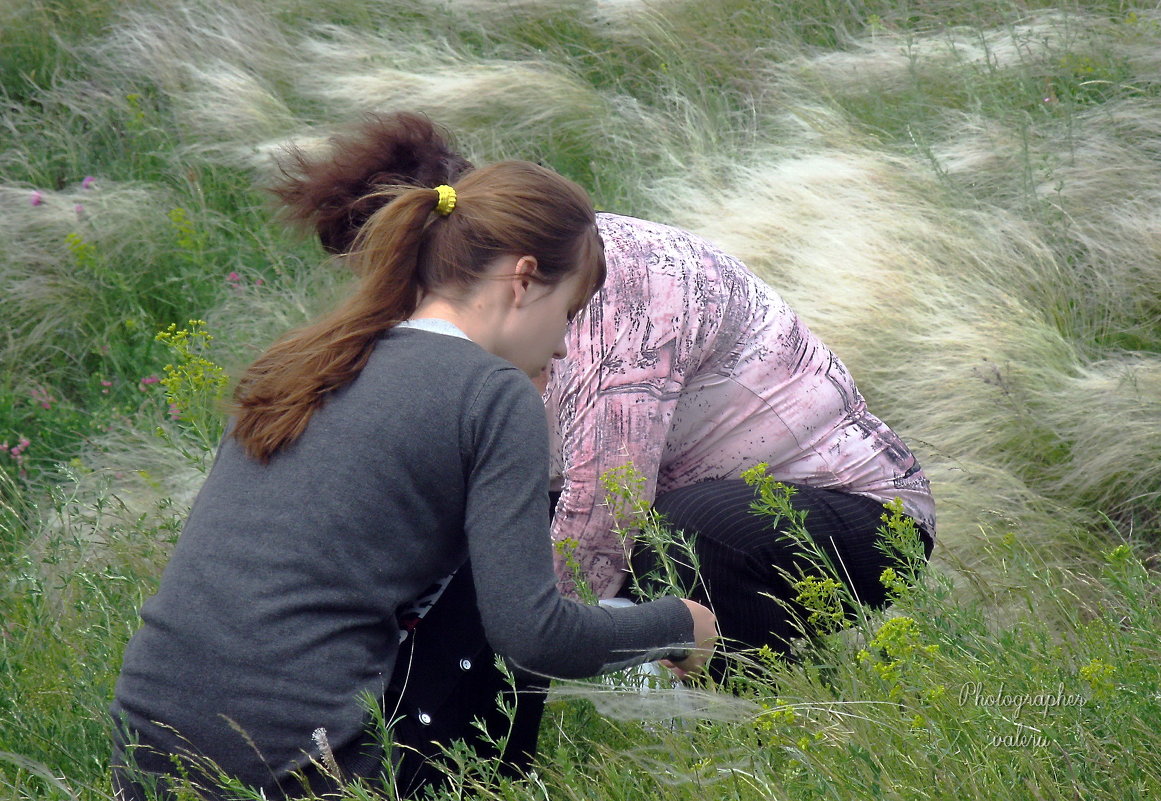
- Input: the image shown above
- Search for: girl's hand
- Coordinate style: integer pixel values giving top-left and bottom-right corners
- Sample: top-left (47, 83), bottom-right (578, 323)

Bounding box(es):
top-left (663, 599), bottom-right (718, 680)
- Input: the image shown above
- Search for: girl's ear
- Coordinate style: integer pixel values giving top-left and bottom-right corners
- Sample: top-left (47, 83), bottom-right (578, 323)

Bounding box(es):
top-left (511, 255), bottom-right (545, 307)
top-left (514, 255), bottom-right (538, 281)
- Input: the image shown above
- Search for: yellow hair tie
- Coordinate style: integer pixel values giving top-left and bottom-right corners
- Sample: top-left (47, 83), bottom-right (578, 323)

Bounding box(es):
top-left (433, 184), bottom-right (457, 216)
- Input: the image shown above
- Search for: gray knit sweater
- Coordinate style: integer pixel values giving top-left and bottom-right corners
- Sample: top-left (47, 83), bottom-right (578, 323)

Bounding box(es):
top-left (112, 328), bottom-right (693, 787)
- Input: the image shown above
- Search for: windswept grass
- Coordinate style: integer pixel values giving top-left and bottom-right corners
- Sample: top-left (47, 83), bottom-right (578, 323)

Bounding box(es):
top-left (2, 0), bottom-right (1159, 799)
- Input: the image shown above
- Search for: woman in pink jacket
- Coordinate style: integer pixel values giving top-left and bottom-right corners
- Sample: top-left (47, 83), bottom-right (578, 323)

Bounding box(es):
top-left (545, 211), bottom-right (934, 660)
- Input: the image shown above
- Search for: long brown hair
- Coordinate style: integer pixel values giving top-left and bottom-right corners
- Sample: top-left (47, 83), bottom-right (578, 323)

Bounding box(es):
top-left (232, 160), bottom-right (605, 462)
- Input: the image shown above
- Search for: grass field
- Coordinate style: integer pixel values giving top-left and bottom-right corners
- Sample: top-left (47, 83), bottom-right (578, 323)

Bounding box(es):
top-left (2, 1), bottom-right (1159, 798)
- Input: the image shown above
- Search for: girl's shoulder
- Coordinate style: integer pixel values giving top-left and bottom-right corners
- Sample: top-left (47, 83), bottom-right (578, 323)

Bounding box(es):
top-left (351, 327), bottom-right (514, 406)
top-left (380, 327), bottom-right (537, 404)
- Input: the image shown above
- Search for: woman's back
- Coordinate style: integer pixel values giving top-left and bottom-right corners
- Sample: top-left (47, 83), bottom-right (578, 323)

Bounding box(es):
top-left (547, 213), bottom-right (935, 597)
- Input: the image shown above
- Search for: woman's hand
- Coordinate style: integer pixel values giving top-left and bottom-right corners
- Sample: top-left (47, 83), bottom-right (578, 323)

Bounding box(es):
top-left (663, 599), bottom-right (718, 680)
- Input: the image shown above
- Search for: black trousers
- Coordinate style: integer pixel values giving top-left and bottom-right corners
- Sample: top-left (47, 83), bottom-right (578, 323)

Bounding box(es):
top-left (292, 561), bottom-right (549, 799)
top-left (639, 479), bottom-right (933, 665)
top-left (360, 561), bottom-right (548, 798)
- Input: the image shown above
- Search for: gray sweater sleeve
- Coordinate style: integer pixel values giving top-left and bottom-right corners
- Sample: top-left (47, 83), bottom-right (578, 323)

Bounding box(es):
top-left (460, 367), bottom-right (694, 678)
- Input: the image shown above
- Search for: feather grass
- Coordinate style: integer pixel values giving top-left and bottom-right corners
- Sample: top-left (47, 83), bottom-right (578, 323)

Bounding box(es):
top-left (3, 1), bottom-right (1160, 797)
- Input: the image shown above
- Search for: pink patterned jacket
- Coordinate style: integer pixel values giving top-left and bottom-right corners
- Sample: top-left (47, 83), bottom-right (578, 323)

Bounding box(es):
top-left (545, 213), bottom-right (935, 599)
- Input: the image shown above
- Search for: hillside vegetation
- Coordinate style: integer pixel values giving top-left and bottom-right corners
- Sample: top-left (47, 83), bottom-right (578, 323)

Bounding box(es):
top-left (2, 1), bottom-right (1159, 798)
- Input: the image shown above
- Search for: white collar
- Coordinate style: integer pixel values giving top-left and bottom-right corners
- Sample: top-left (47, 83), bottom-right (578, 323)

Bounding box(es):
top-left (396, 318), bottom-right (473, 342)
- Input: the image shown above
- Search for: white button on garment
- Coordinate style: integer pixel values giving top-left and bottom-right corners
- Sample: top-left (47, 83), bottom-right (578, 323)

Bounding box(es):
top-left (418, 712), bottom-right (432, 725)
top-left (459, 659), bottom-right (472, 671)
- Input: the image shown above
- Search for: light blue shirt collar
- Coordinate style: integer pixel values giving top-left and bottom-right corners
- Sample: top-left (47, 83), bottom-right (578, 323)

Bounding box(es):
top-left (396, 318), bottom-right (473, 342)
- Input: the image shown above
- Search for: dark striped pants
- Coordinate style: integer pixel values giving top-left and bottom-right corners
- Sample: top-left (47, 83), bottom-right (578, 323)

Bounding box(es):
top-left (634, 479), bottom-right (933, 662)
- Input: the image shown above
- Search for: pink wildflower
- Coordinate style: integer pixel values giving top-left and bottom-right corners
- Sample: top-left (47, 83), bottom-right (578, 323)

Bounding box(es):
top-left (30, 190), bottom-right (43, 206)
top-left (75, 203), bottom-right (85, 217)
top-left (139, 375), bottom-right (160, 391)
top-left (168, 403), bottom-right (182, 420)
top-left (30, 386), bottom-right (55, 409)
top-left (82, 176), bottom-right (96, 190)
top-left (227, 271), bottom-right (242, 284)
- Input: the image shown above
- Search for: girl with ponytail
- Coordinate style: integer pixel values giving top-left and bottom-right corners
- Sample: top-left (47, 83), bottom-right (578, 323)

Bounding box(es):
top-left (111, 156), bottom-right (716, 800)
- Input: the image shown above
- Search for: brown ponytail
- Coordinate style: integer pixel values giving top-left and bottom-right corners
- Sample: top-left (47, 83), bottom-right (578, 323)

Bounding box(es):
top-left (268, 112), bottom-right (474, 254)
top-left (232, 161), bottom-right (604, 462)
top-left (231, 188), bottom-right (436, 462)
